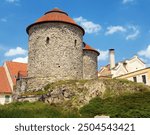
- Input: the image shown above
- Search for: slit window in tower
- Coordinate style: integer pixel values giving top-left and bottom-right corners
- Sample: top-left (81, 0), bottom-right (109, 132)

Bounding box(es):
top-left (75, 40), bottom-right (77, 47)
top-left (46, 37), bottom-right (50, 44)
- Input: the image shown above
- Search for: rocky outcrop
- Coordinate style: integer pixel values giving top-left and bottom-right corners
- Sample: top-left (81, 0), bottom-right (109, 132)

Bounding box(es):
top-left (14, 79), bottom-right (150, 108)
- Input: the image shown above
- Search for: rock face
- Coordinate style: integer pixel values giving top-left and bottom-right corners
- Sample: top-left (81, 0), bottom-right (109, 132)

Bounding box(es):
top-left (16, 80), bottom-right (106, 107)
top-left (15, 79), bottom-right (150, 108)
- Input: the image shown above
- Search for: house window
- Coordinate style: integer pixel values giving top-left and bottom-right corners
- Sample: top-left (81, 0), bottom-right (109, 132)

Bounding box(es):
top-left (133, 77), bottom-right (137, 82)
top-left (142, 75), bottom-right (147, 84)
top-left (5, 95), bottom-right (10, 103)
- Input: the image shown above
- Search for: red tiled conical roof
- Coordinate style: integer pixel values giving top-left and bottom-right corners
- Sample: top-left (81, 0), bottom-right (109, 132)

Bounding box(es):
top-left (26, 8), bottom-right (85, 34)
top-left (83, 43), bottom-right (100, 55)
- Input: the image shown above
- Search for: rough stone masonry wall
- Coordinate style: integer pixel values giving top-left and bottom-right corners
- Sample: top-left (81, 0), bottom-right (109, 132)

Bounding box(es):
top-left (27, 22), bottom-right (83, 90)
top-left (83, 50), bottom-right (98, 80)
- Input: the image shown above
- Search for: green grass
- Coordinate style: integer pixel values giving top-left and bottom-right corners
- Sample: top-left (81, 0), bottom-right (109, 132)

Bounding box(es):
top-left (80, 91), bottom-right (150, 118)
top-left (1, 91), bottom-right (150, 118)
top-left (0, 102), bottom-right (80, 118)
top-left (21, 79), bottom-right (88, 96)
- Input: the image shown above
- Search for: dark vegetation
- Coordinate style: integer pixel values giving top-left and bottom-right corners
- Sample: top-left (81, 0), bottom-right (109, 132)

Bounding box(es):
top-left (1, 91), bottom-right (150, 118)
top-left (80, 91), bottom-right (150, 118)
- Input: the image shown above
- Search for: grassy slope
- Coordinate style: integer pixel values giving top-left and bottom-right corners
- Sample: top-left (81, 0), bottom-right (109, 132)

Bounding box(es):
top-left (0, 102), bottom-right (80, 118)
top-left (0, 79), bottom-right (150, 118)
top-left (80, 91), bottom-right (150, 118)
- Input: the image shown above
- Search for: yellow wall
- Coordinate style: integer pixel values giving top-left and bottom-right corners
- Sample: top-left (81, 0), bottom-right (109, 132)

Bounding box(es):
top-left (116, 68), bottom-right (150, 85)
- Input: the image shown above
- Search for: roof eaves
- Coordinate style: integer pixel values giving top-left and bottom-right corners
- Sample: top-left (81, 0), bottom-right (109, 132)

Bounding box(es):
top-left (26, 21), bottom-right (85, 35)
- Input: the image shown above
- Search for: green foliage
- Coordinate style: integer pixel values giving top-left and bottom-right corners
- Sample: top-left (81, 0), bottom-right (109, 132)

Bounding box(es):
top-left (80, 97), bottom-right (104, 117)
top-left (80, 92), bottom-right (150, 118)
top-left (102, 79), bottom-right (150, 98)
top-left (22, 79), bottom-right (88, 96)
top-left (1, 91), bottom-right (150, 118)
top-left (1, 79), bottom-right (150, 118)
top-left (0, 102), bottom-right (80, 118)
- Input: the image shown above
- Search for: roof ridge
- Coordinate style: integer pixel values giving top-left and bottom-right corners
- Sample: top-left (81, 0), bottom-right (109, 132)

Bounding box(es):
top-left (83, 43), bottom-right (100, 55)
top-left (6, 61), bottom-right (27, 65)
top-left (44, 8), bottom-right (68, 16)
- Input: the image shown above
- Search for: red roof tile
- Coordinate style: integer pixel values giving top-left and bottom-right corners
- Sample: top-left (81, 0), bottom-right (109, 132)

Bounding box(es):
top-left (6, 61), bottom-right (27, 85)
top-left (83, 43), bottom-right (100, 55)
top-left (27, 8), bottom-right (85, 35)
top-left (0, 67), bottom-right (11, 94)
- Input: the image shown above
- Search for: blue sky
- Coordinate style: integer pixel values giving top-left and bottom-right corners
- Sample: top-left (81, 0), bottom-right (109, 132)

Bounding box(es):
top-left (0, 0), bottom-right (150, 69)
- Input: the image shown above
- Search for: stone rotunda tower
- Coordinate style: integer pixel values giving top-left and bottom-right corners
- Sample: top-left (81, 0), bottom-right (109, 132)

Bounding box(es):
top-left (83, 43), bottom-right (100, 79)
top-left (26, 8), bottom-right (85, 90)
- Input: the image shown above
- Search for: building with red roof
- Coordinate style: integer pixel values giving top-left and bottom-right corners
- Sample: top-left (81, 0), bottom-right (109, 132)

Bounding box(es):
top-left (0, 8), bottom-right (99, 98)
top-left (98, 49), bottom-right (150, 85)
top-left (25, 8), bottom-right (99, 91)
top-left (0, 61), bottom-right (27, 104)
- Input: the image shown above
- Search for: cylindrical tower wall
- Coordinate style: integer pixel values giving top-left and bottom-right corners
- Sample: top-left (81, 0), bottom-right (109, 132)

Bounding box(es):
top-left (27, 22), bottom-right (83, 89)
top-left (83, 50), bottom-right (98, 79)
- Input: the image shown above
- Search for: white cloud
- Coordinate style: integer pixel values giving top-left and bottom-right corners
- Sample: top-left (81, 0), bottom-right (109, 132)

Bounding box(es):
top-left (122, 0), bottom-right (134, 4)
top-left (97, 49), bottom-right (109, 61)
top-left (5, 0), bottom-right (19, 3)
top-left (74, 16), bottom-right (101, 34)
top-left (105, 25), bottom-right (140, 40)
top-left (12, 56), bottom-right (28, 63)
top-left (0, 18), bottom-right (7, 22)
top-left (105, 26), bottom-right (126, 35)
top-left (5, 47), bottom-right (27, 57)
top-left (5, 0), bottom-right (20, 5)
top-left (138, 45), bottom-right (150, 59)
top-left (126, 26), bottom-right (140, 40)
top-left (126, 30), bottom-right (139, 40)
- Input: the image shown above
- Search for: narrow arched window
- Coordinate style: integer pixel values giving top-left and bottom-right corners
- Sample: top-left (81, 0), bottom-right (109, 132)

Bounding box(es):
top-left (75, 40), bottom-right (77, 47)
top-left (46, 37), bottom-right (50, 44)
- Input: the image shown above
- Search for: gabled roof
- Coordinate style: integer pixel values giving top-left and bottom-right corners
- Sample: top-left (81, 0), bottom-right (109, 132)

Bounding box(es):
top-left (99, 64), bottom-right (111, 76)
top-left (128, 55), bottom-right (145, 64)
top-left (83, 43), bottom-right (100, 55)
top-left (5, 61), bottom-right (27, 85)
top-left (26, 8), bottom-right (85, 35)
top-left (99, 55), bottom-right (146, 77)
top-left (0, 67), bottom-right (11, 94)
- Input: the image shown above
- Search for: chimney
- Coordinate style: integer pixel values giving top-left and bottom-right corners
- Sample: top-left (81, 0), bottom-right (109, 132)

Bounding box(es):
top-left (109, 49), bottom-right (115, 69)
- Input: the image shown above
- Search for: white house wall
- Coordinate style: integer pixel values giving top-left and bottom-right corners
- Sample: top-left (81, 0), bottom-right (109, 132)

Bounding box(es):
top-left (112, 65), bottom-right (128, 78)
top-left (127, 73), bottom-right (150, 86)
top-left (3, 63), bottom-right (13, 91)
top-left (0, 94), bottom-right (12, 105)
top-left (125, 57), bottom-right (146, 73)
top-left (0, 95), bottom-right (5, 105)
